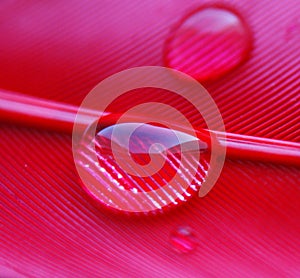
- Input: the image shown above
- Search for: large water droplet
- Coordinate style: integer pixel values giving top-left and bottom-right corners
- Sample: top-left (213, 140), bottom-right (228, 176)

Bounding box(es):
top-left (75, 123), bottom-right (209, 214)
top-left (169, 226), bottom-right (198, 254)
top-left (164, 5), bottom-right (252, 81)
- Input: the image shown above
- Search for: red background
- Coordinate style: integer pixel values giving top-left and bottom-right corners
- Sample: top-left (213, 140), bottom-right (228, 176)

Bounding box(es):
top-left (0, 0), bottom-right (299, 277)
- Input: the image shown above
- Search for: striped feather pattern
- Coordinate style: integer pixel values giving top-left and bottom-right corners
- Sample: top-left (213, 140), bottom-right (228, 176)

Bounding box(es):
top-left (0, 0), bottom-right (299, 277)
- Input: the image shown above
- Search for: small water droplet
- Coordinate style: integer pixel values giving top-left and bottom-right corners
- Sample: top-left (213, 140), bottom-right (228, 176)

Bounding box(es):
top-left (164, 5), bottom-right (252, 81)
top-left (75, 122), bottom-right (209, 213)
top-left (169, 226), bottom-right (198, 254)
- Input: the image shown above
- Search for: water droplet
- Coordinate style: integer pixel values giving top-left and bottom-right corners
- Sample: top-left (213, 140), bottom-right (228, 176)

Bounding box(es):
top-left (164, 5), bottom-right (252, 81)
top-left (75, 122), bottom-right (210, 213)
top-left (169, 226), bottom-right (198, 254)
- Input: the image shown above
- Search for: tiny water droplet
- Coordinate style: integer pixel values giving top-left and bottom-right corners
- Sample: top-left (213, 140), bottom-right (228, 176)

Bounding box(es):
top-left (164, 5), bottom-right (252, 81)
top-left (75, 122), bottom-right (209, 213)
top-left (169, 226), bottom-right (198, 254)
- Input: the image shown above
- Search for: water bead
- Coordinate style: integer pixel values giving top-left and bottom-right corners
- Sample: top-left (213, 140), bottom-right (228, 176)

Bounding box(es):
top-left (75, 123), bottom-right (209, 213)
top-left (164, 5), bottom-right (252, 81)
top-left (169, 226), bottom-right (198, 254)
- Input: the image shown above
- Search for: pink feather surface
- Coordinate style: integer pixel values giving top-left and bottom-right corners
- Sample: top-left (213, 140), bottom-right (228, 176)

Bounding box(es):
top-left (0, 0), bottom-right (299, 277)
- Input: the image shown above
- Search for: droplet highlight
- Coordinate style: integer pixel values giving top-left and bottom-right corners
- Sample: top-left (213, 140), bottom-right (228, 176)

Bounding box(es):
top-left (164, 5), bottom-right (252, 81)
top-left (169, 226), bottom-right (198, 254)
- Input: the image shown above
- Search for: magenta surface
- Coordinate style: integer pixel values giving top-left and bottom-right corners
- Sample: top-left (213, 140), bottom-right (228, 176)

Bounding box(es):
top-left (0, 0), bottom-right (299, 277)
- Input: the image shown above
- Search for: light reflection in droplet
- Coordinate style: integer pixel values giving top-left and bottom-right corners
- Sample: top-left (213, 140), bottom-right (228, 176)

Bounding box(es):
top-left (169, 226), bottom-right (198, 254)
